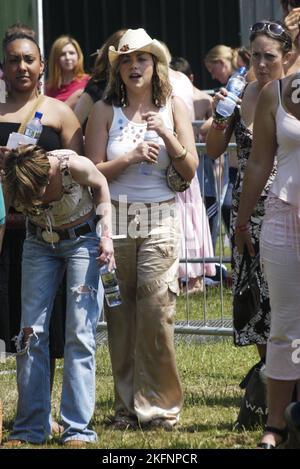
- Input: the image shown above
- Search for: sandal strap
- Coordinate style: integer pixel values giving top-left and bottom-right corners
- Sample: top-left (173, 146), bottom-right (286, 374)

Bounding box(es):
top-left (265, 425), bottom-right (288, 440)
top-left (257, 442), bottom-right (275, 449)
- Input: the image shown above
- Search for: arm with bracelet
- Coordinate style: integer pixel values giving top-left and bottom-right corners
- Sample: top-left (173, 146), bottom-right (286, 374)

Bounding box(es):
top-left (206, 88), bottom-right (236, 159)
top-left (142, 97), bottom-right (198, 182)
top-left (235, 81), bottom-right (277, 257)
top-left (68, 154), bottom-right (114, 270)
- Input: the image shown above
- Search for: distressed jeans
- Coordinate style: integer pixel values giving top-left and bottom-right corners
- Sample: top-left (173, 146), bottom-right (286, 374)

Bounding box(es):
top-left (9, 228), bottom-right (102, 444)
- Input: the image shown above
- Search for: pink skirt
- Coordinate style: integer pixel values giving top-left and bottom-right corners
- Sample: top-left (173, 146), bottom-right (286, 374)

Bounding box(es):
top-left (176, 176), bottom-right (215, 279)
top-left (261, 196), bottom-right (300, 380)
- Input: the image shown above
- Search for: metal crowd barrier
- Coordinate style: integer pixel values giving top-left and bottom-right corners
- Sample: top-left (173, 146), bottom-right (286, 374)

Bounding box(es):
top-left (97, 119), bottom-right (237, 342)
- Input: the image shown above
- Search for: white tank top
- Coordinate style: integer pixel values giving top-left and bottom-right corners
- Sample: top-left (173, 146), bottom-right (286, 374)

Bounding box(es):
top-left (107, 105), bottom-right (175, 203)
top-left (271, 80), bottom-right (300, 216)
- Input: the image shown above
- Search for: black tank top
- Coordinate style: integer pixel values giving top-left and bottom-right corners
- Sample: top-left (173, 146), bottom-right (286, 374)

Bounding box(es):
top-left (0, 122), bottom-right (61, 150)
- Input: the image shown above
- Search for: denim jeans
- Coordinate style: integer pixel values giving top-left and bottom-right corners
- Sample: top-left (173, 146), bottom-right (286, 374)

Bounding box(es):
top-left (9, 227), bottom-right (102, 444)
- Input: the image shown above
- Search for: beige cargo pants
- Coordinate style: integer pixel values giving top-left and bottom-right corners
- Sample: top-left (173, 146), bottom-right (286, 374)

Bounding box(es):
top-left (106, 200), bottom-right (183, 425)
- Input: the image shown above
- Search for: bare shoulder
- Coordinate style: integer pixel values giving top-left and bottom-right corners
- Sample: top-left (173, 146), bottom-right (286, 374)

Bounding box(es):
top-left (259, 81), bottom-right (278, 106)
top-left (41, 96), bottom-right (78, 122)
top-left (254, 81), bottom-right (279, 123)
top-left (92, 100), bottom-right (113, 118)
top-left (68, 153), bottom-right (93, 171)
top-left (42, 96), bottom-right (69, 112)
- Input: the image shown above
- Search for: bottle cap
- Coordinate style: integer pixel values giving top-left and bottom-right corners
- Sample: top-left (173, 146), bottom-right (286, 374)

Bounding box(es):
top-left (35, 111), bottom-right (43, 119)
top-left (238, 67), bottom-right (247, 76)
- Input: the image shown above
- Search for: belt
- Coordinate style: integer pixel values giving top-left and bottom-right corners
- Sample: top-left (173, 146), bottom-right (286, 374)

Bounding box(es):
top-left (27, 215), bottom-right (100, 243)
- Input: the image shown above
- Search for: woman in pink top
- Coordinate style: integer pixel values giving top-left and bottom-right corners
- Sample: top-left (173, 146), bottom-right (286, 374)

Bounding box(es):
top-left (235, 70), bottom-right (300, 448)
top-left (46, 35), bottom-right (89, 109)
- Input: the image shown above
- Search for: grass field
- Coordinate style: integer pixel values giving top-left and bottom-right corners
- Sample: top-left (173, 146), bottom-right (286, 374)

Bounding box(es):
top-left (0, 287), bottom-right (262, 450)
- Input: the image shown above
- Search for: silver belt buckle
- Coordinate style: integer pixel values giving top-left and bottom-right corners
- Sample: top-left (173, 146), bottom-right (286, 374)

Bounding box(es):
top-left (41, 230), bottom-right (60, 243)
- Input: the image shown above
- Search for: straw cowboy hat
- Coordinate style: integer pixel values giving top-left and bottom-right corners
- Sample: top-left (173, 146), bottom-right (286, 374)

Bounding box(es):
top-left (108, 28), bottom-right (168, 66)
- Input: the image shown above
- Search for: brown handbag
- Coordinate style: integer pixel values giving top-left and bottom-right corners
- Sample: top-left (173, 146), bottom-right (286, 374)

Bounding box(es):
top-left (166, 99), bottom-right (191, 193)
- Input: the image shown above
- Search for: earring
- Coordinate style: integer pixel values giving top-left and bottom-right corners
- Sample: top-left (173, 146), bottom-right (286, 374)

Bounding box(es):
top-left (120, 82), bottom-right (126, 106)
top-left (0, 79), bottom-right (6, 103)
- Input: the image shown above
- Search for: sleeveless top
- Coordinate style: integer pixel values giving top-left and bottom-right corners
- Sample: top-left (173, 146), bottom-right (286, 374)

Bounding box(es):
top-left (107, 105), bottom-right (175, 203)
top-left (15, 150), bottom-right (93, 228)
top-left (271, 80), bottom-right (300, 216)
top-left (45, 74), bottom-right (90, 102)
top-left (0, 122), bottom-right (61, 150)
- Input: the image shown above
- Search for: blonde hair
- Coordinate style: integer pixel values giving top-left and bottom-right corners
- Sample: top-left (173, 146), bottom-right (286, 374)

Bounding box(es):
top-left (158, 41), bottom-right (172, 65)
top-left (4, 145), bottom-right (50, 208)
top-left (47, 35), bottom-right (86, 90)
top-left (205, 44), bottom-right (239, 71)
top-left (104, 54), bottom-right (172, 107)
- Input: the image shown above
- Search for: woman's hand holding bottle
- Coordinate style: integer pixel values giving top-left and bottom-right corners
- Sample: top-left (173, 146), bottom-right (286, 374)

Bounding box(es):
top-left (128, 141), bottom-right (159, 165)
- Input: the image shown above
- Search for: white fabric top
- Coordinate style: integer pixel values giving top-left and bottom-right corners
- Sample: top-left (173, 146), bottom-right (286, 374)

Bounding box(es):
top-left (271, 80), bottom-right (300, 216)
top-left (169, 70), bottom-right (195, 121)
top-left (107, 105), bottom-right (175, 203)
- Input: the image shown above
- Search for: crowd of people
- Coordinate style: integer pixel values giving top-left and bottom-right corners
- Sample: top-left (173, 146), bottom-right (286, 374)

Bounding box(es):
top-left (0, 0), bottom-right (300, 449)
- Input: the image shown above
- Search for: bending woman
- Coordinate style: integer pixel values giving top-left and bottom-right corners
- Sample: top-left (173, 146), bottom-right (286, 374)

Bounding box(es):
top-left (2, 145), bottom-right (113, 446)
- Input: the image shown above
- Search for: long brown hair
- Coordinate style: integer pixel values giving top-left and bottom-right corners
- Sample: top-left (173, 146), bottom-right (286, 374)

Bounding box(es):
top-left (104, 54), bottom-right (172, 108)
top-left (91, 29), bottom-right (126, 83)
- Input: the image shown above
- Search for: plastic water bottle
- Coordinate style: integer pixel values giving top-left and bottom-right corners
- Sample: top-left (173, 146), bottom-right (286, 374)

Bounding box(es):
top-left (216, 67), bottom-right (247, 118)
top-left (139, 130), bottom-right (159, 176)
top-left (24, 111), bottom-right (43, 143)
top-left (100, 264), bottom-right (122, 308)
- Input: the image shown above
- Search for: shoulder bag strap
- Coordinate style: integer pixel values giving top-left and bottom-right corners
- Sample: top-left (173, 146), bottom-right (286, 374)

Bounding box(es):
top-left (18, 94), bottom-right (46, 134)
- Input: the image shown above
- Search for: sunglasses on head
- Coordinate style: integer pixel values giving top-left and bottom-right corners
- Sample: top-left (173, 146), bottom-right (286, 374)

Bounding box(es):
top-left (250, 22), bottom-right (286, 37)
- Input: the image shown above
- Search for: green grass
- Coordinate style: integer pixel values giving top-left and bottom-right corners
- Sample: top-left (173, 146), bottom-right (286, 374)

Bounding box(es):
top-left (0, 338), bottom-right (261, 449)
top-left (0, 280), bottom-right (262, 449)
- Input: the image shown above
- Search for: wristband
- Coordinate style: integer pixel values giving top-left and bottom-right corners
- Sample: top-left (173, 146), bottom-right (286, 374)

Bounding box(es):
top-left (236, 223), bottom-right (250, 232)
top-left (212, 120), bottom-right (228, 131)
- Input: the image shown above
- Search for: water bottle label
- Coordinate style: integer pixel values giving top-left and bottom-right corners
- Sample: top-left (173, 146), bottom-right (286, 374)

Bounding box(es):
top-left (24, 128), bottom-right (39, 139)
top-left (101, 270), bottom-right (118, 289)
top-left (227, 78), bottom-right (245, 96)
top-left (105, 290), bottom-right (122, 307)
top-left (100, 267), bottom-right (122, 307)
top-left (139, 161), bottom-right (153, 175)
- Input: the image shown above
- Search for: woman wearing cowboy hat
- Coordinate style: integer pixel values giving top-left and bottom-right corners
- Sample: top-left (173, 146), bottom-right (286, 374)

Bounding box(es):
top-left (86, 28), bottom-right (198, 430)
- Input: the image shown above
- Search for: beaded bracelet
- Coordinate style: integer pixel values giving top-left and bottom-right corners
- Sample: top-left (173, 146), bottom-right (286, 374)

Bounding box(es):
top-left (235, 223), bottom-right (250, 232)
top-left (212, 120), bottom-right (228, 131)
top-left (212, 110), bottom-right (230, 123)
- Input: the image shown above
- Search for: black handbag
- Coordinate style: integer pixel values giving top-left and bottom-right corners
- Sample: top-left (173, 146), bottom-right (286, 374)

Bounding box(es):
top-left (234, 359), bottom-right (268, 430)
top-left (233, 250), bottom-right (260, 332)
